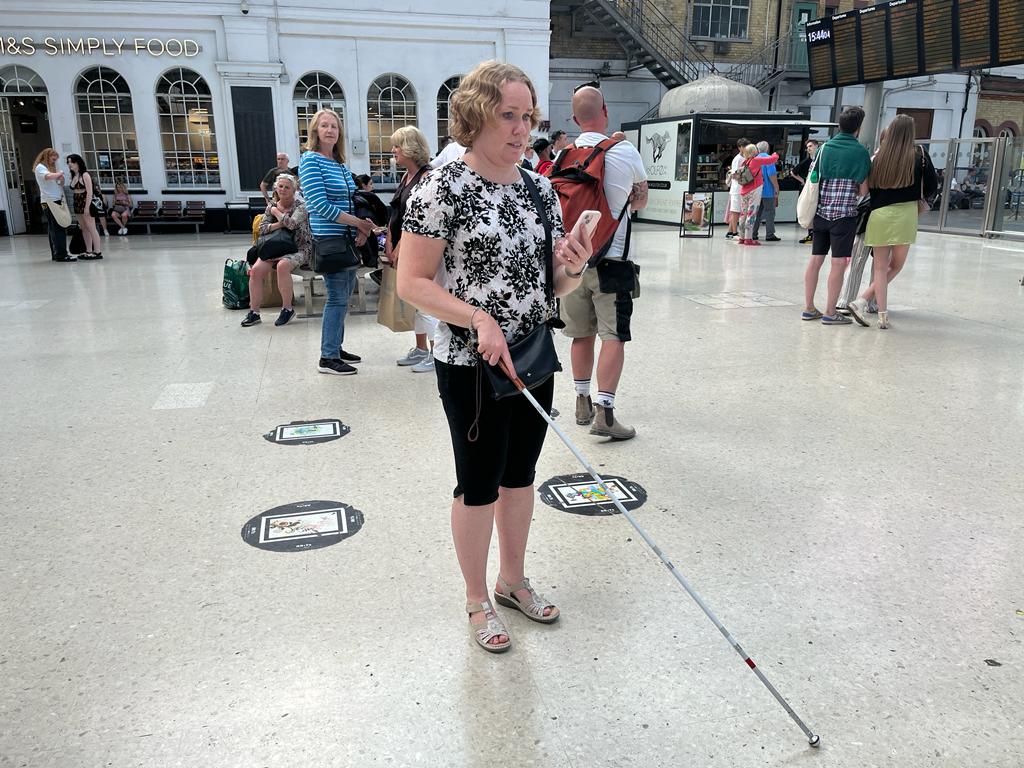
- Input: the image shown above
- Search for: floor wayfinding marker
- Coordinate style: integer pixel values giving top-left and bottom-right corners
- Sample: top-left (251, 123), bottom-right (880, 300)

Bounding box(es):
top-left (264, 419), bottom-right (349, 446)
top-left (539, 473), bottom-right (646, 516)
top-left (242, 500), bottom-right (363, 552)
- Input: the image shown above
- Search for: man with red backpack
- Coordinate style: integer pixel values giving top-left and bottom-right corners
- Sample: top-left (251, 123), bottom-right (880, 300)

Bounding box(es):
top-left (551, 85), bottom-right (648, 440)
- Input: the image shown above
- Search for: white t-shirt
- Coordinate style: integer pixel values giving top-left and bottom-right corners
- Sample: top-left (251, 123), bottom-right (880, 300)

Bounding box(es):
top-left (35, 164), bottom-right (62, 202)
top-left (729, 153), bottom-right (743, 194)
top-left (574, 131), bottom-right (647, 260)
top-left (429, 141), bottom-right (467, 169)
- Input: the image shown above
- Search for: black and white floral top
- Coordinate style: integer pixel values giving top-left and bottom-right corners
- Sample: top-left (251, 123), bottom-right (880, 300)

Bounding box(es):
top-left (403, 160), bottom-right (565, 367)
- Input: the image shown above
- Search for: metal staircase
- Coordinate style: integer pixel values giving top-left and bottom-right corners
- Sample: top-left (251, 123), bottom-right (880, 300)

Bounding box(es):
top-left (580, 0), bottom-right (718, 89)
top-left (718, 33), bottom-right (806, 92)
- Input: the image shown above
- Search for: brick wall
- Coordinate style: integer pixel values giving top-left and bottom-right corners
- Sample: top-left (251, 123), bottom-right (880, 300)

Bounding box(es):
top-left (550, 9), bottom-right (625, 59)
top-left (975, 96), bottom-right (1024, 136)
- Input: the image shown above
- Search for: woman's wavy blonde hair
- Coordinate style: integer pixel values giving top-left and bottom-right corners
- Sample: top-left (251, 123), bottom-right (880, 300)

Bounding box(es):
top-left (305, 109), bottom-right (345, 163)
top-left (390, 126), bottom-right (431, 168)
top-left (449, 61), bottom-right (540, 148)
top-left (33, 147), bottom-right (58, 172)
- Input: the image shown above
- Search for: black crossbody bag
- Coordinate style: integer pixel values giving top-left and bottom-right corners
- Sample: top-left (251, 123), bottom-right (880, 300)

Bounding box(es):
top-left (452, 169), bottom-right (562, 400)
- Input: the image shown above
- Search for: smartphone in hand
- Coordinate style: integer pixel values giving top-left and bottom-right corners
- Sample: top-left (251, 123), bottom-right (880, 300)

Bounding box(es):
top-left (569, 210), bottom-right (601, 275)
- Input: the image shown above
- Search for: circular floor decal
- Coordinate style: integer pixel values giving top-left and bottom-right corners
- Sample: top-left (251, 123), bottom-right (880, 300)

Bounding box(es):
top-left (263, 419), bottom-right (350, 446)
top-left (242, 500), bottom-right (364, 552)
top-left (538, 473), bottom-right (647, 517)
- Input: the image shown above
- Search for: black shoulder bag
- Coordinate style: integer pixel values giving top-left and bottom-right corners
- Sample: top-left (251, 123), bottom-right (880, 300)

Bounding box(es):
top-left (451, 168), bottom-right (562, 400)
top-left (311, 163), bottom-right (361, 273)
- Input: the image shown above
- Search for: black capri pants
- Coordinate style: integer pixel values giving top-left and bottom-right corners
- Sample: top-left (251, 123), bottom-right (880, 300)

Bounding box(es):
top-left (435, 359), bottom-right (555, 507)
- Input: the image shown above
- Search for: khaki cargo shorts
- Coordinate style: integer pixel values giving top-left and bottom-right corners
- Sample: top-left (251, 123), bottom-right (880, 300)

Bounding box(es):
top-left (559, 267), bottom-right (637, 342)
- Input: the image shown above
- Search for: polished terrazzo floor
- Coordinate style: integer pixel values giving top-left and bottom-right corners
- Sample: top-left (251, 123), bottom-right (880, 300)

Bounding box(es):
top-left (1, 225), bottom-right (1022, 767)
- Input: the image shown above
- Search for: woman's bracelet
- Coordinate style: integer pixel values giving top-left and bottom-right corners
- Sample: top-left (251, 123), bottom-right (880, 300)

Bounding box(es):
top-left (469, 306), bottom-right (482, 331)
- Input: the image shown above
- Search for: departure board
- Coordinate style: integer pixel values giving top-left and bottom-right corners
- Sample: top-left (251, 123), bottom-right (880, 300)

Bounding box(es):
top-left (833, 15), bottom-right (861, 85)
top-left (889, 0), bottom-right (921, 77)
top-left (996, 0), bottom-right (1024, 66)
top-left (807, 0), bottom-right (1024, 91)
top-left (958, 0), bottom-right (991, 69)
top-left (859, 8), bottom-right (888, 81)
top-left (922, 0), bottom-right (954, 73)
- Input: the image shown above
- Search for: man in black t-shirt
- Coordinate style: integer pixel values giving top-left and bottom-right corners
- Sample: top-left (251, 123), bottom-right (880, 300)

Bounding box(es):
top-left (259, 152), bottom-right (291, 202)
top-left (788, 139), bottom-right (818, 243)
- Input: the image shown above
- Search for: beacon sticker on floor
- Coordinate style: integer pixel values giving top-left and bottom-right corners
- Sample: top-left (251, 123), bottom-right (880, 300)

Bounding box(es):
top-left (263, 419), bottom-right (350, 446)
top-left (241, 500), bottom-right (364, 552)
top-left (538, 473), bottom-right (647, 517)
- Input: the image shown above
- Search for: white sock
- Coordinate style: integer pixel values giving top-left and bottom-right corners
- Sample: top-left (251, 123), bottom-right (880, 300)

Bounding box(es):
top-left (574, 379), bottom-right (591, 397)
top-left (595, 391), bottom-right (615, 409)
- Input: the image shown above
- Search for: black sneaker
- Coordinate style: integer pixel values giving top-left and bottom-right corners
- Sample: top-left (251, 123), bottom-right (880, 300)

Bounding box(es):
top-left (765, 235), bottom-right (782, 242)
top-left (274, 308), bottom-right (295, 326)
top-left (369, 269), bottom-right (383, 286)
top-left (799, 235), bottom-right (813, 244)
top-left (338, 349), bottom-right (361, 364)
top-left (725, 232), bottom-right (736, 239)
top-left (240, 311), bottom-right (261, 327)
top-left (318, 357), bottom-right (358, 375)
top-left (53, 255), bottom-right (77, 262)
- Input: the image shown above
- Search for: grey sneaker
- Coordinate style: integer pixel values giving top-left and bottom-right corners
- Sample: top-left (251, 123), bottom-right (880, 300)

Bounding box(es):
top-left (575, 395), bottom-right (595, 426)
top-left (397, 347), bottom-right (428, 366)
top-left (867, 298), bottom-right (878, 314)
top-left (847, 298), bottom-right (870, 327)
top-left (590, 405), bottom-right (636, 440)
top-left (411, 351), bottom-right (435, 373)
top-left (821, 313), bottom-right (853, 325)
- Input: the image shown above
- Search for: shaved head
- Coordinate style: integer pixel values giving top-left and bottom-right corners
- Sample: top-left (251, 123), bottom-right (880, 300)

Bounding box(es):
top-left (572, 86), bottom-right (607, 130)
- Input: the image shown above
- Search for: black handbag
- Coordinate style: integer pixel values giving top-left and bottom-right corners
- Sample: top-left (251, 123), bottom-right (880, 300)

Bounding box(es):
top-left (479, 169), bottom-right (561, 399)
top-left (89, 194), bottom-right (106, 216)
top-left (256, 227), bottom-right (298, 260)
top-left (313, 235), bottom-right (360, 274)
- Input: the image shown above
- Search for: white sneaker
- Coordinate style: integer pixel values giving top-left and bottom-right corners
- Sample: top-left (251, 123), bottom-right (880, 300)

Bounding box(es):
top-left (848, 298), bottom-right (870, 327)
top-left (411, 352), bottom-right (435, 373)
top-left (396, 347), bottom-right (427, 366)
top-left (120, 227), bottom-right (128, 235)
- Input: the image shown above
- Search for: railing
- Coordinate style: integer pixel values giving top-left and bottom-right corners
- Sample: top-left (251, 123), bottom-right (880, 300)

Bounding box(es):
top-left (719, 31), bottom-right (809, 91)
top-left (597, 0), bottom-right (719, 83)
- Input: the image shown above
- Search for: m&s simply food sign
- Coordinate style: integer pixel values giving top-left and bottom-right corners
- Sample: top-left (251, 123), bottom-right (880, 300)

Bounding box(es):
top-left (0, 37), bottom-right (201, 57)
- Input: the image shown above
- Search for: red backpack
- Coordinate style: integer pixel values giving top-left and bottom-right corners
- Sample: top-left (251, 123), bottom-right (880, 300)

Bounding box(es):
top-left (548, 138), bottom-right (631, 262)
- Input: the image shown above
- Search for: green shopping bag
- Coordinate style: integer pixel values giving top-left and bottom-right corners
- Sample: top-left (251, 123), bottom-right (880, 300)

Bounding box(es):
top-left (222, 258), bottom-right (250, 310)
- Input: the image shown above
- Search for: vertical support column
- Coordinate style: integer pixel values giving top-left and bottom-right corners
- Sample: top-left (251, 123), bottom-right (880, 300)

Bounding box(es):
top-left (860, 81), bottom-right (884, 150)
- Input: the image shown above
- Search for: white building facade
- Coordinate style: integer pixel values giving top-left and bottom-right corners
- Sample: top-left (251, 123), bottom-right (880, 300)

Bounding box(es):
top-left (0, 0), bottom-right (552, 234)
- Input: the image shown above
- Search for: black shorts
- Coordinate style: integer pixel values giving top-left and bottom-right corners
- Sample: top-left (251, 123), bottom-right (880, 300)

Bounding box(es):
top-left (812, 214), bottom-right (857, 258)
top-left (435, 360), bottom-right (554, 507)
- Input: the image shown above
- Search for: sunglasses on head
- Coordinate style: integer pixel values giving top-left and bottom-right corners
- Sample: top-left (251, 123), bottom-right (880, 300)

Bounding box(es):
top-left (573, 80), bottom-right (600, 93)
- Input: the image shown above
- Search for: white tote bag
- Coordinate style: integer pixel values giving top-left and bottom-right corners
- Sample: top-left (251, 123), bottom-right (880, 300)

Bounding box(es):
top-left (796, 144), bottom-right (826, 229)
top-left (44, 198), bottom-right (72, 228)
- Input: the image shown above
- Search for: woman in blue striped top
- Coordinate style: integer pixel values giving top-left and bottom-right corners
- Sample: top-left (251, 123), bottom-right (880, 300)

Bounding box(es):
top-left (299, 108), bottom-right (376, 375)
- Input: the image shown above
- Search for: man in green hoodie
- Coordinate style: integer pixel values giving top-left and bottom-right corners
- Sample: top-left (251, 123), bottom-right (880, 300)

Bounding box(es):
top-left (802, 107), bottom-right (872, 325)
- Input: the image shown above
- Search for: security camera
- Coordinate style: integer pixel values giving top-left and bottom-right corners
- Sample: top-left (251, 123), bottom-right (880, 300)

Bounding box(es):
top-left (240, 1), bottom-right (249, 14)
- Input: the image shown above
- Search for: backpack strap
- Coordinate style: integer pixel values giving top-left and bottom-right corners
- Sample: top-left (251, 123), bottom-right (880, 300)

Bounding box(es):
top-left (552, 138), bottom-right (623, 173)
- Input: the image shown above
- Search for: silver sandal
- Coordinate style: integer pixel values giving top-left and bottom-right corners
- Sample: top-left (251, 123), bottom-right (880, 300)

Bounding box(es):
top-left (467, 599), bottom-right (511, 653)
top-left (494, 576), bottom-right (560, 624)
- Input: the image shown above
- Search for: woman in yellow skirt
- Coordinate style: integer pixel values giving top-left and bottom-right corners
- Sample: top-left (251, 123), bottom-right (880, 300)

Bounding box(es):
top-left (848, 115), bottom-right (937, 329)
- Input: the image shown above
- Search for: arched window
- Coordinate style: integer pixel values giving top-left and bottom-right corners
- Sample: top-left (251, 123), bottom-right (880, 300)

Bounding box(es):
top-left (367, 74), bottom-right (417, 182)
top-left (436, 76), bottom-right (462, 151)
top-left (972, 125), bottom-right (988, 139)
top-left (156, 68), bottom-right (219, 187)
top-left (998, 126), bottom-right (1017, 139)
top-left (0, 64), bottom-right (47, 94)
top-left (75, 67), bottom-right (140, 188)
top-left (293, 72), bottom-right (346, 149)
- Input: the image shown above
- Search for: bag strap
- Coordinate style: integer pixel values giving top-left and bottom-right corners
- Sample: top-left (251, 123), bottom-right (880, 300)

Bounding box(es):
top-left (518, 168), bottom-right (554, 306)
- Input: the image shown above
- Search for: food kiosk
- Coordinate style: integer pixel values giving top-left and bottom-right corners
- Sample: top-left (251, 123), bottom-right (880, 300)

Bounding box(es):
top-left (622, 112), bottom-right (837, 227)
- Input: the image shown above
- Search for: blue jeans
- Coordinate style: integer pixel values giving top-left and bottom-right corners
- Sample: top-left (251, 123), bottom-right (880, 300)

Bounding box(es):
top-left (320, 268), bottom-right (356, 359)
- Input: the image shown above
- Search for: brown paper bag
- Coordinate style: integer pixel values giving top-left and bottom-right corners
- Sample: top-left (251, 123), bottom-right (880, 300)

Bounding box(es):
top-left (260, 271), bottom-right (283, 308)
top-left (376, 264), bottom-right (416, 332)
